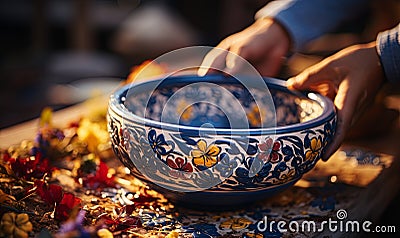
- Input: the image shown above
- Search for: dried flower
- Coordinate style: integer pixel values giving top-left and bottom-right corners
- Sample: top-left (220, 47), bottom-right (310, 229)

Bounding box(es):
top-left (54, 193), bottom-right (82, 221)
top-left (0, 189), bottom-right (16, 205)
top-left (78, 160), bottom-right (115, 189)
top-left (97, 228), bottom-right (113, 238)
top-left (77, 118), bottom-right (109, 153)
top-left (34, 180), bottom-right (63, 205)
top-left (0, 212), bottom-right (33, 238)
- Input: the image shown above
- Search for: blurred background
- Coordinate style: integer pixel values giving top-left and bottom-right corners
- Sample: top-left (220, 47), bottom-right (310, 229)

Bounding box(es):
top-left (0, 0), bottom-right (269, 129)
top-left (0, 0), bottom-right (399, 128)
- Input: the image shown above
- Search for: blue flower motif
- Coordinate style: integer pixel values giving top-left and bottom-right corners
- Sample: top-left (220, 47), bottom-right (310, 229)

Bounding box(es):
top-left (269, 161), bottom-right (288, 180)
top-left (147, 129), bottom-right (172, 157)
top-left (215, 153), bottom-right (238, 177)
top-left (182, 223), bottom-right (220, 238)
top-left (235, 158), bottom-right (272, 185)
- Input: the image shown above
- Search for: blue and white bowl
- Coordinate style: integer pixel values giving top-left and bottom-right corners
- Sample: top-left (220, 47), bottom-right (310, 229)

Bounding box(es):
top-left (107, 74), bottom-right (336, 208)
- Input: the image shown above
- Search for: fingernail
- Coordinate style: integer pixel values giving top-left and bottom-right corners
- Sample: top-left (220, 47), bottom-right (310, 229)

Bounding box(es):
top-left (286, 77), bottom-right (296, 89)
top-left (197, 67), bottom-right (207, 77)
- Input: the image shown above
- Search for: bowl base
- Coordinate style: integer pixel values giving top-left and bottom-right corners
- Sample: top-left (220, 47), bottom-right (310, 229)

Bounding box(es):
top-left (148, 179), bottom-right (299, 211)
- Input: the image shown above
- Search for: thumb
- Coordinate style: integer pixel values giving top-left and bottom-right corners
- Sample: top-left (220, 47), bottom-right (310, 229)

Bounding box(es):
top-left (287, 65), bottom-right (343, 100)
top-left (286, 67), bottom-right (326, 91)
top-left (286, 76), bottom-right (301, 90)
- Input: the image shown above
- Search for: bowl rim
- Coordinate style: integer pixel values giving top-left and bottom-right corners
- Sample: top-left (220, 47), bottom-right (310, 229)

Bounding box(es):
top-left (108, 74), bottom-right (336, 136)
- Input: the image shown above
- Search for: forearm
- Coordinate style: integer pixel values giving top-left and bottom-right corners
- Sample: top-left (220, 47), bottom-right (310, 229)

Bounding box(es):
top-left (377, 23), bottom-right (400, 83)
top-left (255, 0), bottom-right (369, 52)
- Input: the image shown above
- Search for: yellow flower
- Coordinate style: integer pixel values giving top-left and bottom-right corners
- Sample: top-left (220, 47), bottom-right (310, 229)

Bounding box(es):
top-left (305, 137), bottom-right (322, 162)
top-left (0, 213), bottom-right (33, 238)
top-left (165, 230), bottom-right (180, 238)
top-left (39, 107), bottom-right (53, 127)
top-left (220, 217), bottom-right (252, 231)
top-left (279, 169), bottom-right (296, 183)
top-left (191, 140), bottom-right (221, 168)
top-left (77, 118), bottom-right (109, 153)
top-left (97, 228), bottom-right (114, 238)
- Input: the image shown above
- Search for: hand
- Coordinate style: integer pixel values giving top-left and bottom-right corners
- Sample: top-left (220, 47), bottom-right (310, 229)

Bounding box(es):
top-left (287, 42), bottom-right (385, 161)
top-left (198, 18), bottom-right (290, 77)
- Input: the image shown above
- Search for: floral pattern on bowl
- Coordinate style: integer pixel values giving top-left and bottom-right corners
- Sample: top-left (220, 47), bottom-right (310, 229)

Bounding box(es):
top-left (107, 75), bottom-right (336, 206)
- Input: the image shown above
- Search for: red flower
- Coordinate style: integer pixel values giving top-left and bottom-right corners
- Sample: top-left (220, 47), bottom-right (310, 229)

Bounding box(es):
top-left (166, 156), bottom-right (193, 172)
top-left (54, 193), bottom-right (82, 221)
top-left (2, 152), bottom-right (13, 163)
top-left (32, 180), bottom-right (82, 221)
top-left (98, 206), bottom-right (142, 232)
top-left (10, 153), bottom-right (54, 180)
top-left (34, 180), bottom-right (63, 205)
top-left (79, 161), bottom-right (115, 189)
top-left (257, 138), bottom-right (281, 163)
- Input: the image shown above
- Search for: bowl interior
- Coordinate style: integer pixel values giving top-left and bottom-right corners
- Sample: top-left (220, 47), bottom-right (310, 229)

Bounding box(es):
top-left (122, 75), bottom-right (323, 129)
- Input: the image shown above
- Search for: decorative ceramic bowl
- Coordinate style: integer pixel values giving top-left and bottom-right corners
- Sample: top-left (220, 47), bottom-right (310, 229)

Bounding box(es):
top-left (107, 74), bottom-right (336, 208)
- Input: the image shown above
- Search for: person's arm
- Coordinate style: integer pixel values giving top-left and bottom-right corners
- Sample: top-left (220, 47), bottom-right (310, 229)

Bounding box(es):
top-left (255, 0), bottom-right (369, 52)
top-left (377, 23), bottom-right (400, 83)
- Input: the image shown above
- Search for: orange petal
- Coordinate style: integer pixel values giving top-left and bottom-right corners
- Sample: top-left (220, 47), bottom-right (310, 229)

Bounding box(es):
top-left (204, 156), bottom-right (218, 167)
top-left (193, 155), bottom-right (206, 167)
top-left (305, 150), bottom-right (312, 161)
top-left (206, 145), bottom-right (221, 156)
top-left (190, 149), bottom-right (204, 158)
top-left (316, 138), bottom-right (322, 150)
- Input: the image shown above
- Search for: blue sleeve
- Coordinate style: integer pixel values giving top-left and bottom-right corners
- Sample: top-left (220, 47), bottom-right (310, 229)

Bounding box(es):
top-left (377, 24), bottom-right (400, 83)
top-left (255, 0), bottom-right (369, 52)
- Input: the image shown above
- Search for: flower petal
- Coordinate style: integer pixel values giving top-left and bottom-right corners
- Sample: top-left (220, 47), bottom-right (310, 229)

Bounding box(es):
top-left (196, 140), bottom-right (208, 152)
top-left (166, 157), bottom-right (178, 169)
top-left (272, 142), bottom-right (280, 151)
top-left (181, 163), bottom-right (193, 172)
top-left (257, 152), bottom-right (269, 162)
top-left (175, 157), bottom-right (185, 168)
top-left (148, 130), bottom-right (156, 142)
top-left (270, 152), bottom-right (279, 163)
top-left (310, 137), bottom-right (318, 150)
top-left (316, 138), bottom-right (322, 150)
top-left (193, 155), bottom-right (207, 167)
top-left (190, 149), bottom-right (204, 158)
top-left (258, 142), bottom-right (271, 152)
top-left (305, 150), bottom-right (313, 161)
top-left (206, 145), bottom-right (221, 156)
top-left (204, 156), bottom-right (218, 167)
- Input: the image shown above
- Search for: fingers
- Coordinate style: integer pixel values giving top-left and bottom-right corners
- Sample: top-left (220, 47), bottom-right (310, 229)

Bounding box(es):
top-left (287, 63), bottom-right (346, 101)
top-left (198, 47), bottom-right (229, 76)
top-left (288, 64), bottom-right (337, 88)
top-left (224, 46), bottom-right (247, 75)
top-left (322, 80), bottom-right (358, 161)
